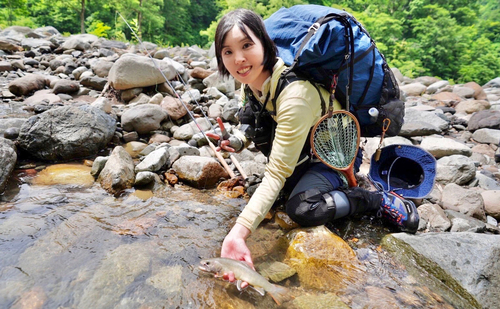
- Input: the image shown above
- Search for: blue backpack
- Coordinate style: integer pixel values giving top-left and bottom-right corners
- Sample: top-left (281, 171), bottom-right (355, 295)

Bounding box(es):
top-left (264, 5), bottom-right (404, 137)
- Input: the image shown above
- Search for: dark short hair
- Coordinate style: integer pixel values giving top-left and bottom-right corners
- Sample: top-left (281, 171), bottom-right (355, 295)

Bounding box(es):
top-left (214, 9), bottom-right (277, 78)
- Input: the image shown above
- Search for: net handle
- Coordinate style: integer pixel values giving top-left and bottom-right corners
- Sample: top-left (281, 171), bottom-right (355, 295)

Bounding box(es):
top-left (310, 111), bottom-right (361, 187)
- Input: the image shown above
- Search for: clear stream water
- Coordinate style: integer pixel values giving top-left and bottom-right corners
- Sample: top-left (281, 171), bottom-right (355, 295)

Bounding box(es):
top-left (0, 165), bottom-right (459, 309)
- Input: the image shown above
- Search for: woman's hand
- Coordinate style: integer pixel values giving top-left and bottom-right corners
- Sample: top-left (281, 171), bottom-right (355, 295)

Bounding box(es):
top-left (221, 223), bottom-right (253, 288)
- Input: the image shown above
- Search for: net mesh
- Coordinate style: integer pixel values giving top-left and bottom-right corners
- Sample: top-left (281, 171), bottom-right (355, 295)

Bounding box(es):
top-left (312, 113), bottom-right (359, 169)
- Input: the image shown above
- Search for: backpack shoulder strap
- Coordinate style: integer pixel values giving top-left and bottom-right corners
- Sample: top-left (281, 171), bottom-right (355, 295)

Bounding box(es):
top-left (272, 70), bottom-right (327, 116)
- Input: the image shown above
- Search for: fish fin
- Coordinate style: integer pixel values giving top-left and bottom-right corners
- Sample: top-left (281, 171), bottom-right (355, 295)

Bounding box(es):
top-left (268, 284), bottom-right (292, 306)
top-left (252, 286), bottom-right (266, 296)
top-left (236, 280), bottom-right (243, 291)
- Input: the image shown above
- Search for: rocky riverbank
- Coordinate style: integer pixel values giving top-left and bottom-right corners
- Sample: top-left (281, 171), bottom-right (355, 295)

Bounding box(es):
top-left (1, 25), bottom-right (500, 308)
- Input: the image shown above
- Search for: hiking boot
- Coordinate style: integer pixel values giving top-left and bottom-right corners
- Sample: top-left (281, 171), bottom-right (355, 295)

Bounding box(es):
top-left (378, 191), bottom-right (419, 234)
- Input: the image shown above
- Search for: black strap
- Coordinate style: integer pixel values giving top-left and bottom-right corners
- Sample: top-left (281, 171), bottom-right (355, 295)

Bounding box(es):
top-left (273, 71), bottom-right (327, 116)
top-left (357, 46), bottom-right (376, 107)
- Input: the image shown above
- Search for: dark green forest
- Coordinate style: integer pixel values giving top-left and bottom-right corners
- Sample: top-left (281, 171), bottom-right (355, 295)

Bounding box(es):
top-left (1, 0), bottom-right (499, 84)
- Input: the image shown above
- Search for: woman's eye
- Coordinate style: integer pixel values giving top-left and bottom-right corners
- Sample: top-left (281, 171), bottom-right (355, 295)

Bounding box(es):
top-left (243, 43), bottom-right (252, 49)
top-left (223, 50), bottom-right (232, 55)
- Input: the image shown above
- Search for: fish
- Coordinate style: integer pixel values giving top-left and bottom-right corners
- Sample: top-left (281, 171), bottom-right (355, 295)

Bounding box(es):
top-left (199, 257), bottom-right (291, 305)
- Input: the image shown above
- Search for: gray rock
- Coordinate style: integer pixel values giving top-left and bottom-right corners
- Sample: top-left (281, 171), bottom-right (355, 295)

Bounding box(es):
top-left (146, 265), bottom-right (183, 294)
top-left (386, 232), bottom-right (500, 309)
top-left (79, 242), bottom-right (152, 308)
top-left (472, 128), bottom-right (500, 144)
top-left (121, 104), bottom-right (167, 135)
top-left (8, 73), bottom-right (48, 96)
top-left (436, 155), bottom-right (476, 185)
top-left (467, 110), bottom-right (500, 131)
top-left (181, 89), bottom-right (201, 104)
top-left (21, 38), bottom-right (52, 50)
top-left (171, 155), bottom-right (229, 188)
top-left (0, 138), bottom-right (17, 193)
top-left (129, 93), bottom-right (151, 105)
top-left (90, 156), bottom-right (108, 177)
top-left (420, 136), bottom-right (472, 158)
top-left (445, 210), bottom-right (486, 232)
top-left (400, 108), bottom-right (450, 136)
top-left (17, 105), bottom-right (116, 161)
top-left (256, 261), bottom-right (296, 283)
top-left (417, 203), bottom-right (451, 231)
top-left (108, 53), bottom-right (176, 90)
top-left (134, 171), bottom-right (160, 186)
top-left (173, 145), bottom-right (200, 157)
top-left (400, 82), bottom-right (427, 96)
top-left (61, 34), bottom-right (98, 50)
top-left (79, 75), bottom-right (107, 91)
top-left (453, 86), bottom-right (476, 99)
top-left (221, 99), bottom-right (239, 123)
top-left (121, 87), bottom-right (143, 102)
top-left (441, 183), bottom-right (486, 220)
top-left (97, 146), bottom-right (135, 195)
top-left (90, 59), bottom-right (114, 78)
top-left (474, 171), bottom-right (500, 190)
top-left (0, 118), bottom-right (27, 137)
top-left (203, 71), bottom-right (235, 94)
top-left (52, 79), bottom-right (80, 94)
top-left (484, 77), bottom-right (500, 88)
top-left (135, 147), bottom-right (170, 172)
top-left (426, 80), bottom-right (449, 94)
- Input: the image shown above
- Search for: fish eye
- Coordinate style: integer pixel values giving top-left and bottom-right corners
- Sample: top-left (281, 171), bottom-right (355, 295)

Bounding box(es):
top-left (206, 261), bottom-right (210, 265)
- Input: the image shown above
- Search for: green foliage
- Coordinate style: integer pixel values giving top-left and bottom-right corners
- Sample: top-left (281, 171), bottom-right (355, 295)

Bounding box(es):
top-left (0, 0), bottom-right (30, 27)
top-left (3, 0), bottom-right (499, 84)
top-left (86, 18), bottom-right (112, 38)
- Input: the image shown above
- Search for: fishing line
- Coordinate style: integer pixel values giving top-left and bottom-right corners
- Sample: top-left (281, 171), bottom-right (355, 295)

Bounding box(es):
top-left (117, 12), bottom-right (237, 178)
top-left (175, 72), bottom-right (248, 179)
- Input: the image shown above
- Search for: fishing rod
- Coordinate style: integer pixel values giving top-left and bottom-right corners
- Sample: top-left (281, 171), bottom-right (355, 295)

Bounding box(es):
top-left (175, 72), bottom-right (248, 179)
top-left (117, 12), bottom-right (238, 179)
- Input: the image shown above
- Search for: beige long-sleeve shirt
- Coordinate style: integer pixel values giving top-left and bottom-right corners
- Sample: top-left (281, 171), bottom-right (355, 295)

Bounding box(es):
top-left (235, 58), bottom-right (341, 232)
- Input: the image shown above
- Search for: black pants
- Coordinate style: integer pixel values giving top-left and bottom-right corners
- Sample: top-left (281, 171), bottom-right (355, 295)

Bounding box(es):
top-left (285, 149), bottom-right (379, 227)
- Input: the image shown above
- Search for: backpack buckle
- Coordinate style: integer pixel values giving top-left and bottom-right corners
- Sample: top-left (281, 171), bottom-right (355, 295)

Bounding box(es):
top-left (308, 22), bottom-right (320, 33)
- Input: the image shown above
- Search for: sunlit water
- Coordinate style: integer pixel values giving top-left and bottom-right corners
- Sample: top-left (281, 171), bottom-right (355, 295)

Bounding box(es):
top-left (0, 166), bottom-right (457, 309)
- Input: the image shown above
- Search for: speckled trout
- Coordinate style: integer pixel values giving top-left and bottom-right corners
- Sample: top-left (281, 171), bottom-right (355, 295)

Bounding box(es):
top-left (199, 257), bottom-right (291, 305)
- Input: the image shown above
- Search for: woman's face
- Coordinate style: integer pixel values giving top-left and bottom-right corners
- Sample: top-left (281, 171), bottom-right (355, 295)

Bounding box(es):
top-left (220, 25), bottom-right (270, 91)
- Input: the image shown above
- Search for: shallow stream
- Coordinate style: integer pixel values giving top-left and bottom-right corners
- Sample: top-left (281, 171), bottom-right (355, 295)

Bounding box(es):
top-left (0, 164), bottom-right (458, 308)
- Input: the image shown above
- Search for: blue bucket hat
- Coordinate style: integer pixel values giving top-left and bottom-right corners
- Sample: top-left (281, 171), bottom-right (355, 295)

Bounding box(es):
top-left (369, 144), bottom-right (436, 198)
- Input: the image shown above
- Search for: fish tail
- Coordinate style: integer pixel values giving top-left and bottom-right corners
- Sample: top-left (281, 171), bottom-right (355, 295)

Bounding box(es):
top-left (268, 284), bottom-right (292, 306)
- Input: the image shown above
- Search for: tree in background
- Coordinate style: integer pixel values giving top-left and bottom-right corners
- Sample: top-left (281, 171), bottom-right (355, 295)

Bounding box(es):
top-left (2, 0), bottom-right (499, 84)
top-left (0, 0), bottom-right (32, 27)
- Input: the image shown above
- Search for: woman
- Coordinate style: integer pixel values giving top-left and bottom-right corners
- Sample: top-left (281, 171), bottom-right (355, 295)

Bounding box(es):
top-left (213, 8), bottom-right (418, 276)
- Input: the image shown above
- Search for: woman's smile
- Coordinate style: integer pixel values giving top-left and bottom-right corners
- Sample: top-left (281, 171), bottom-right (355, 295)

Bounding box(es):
top-left (221, 25), bottom-right (271, 91)
top-left (237, 66), bottom-right (251, 75)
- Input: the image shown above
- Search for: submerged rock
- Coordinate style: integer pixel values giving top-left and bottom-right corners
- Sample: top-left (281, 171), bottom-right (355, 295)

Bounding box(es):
top-left (284, 225), bottom-right (363, 291)
top-left (32, 164), bottom-right (94, 187)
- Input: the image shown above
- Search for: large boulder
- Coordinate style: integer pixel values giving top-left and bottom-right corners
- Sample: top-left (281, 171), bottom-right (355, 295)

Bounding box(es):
top-left (108, 53), bottom-right (177, 90)
top-left (17, 106), bottom-right (116, 161)
top-left (384, 233), bottom-right (500, 309)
